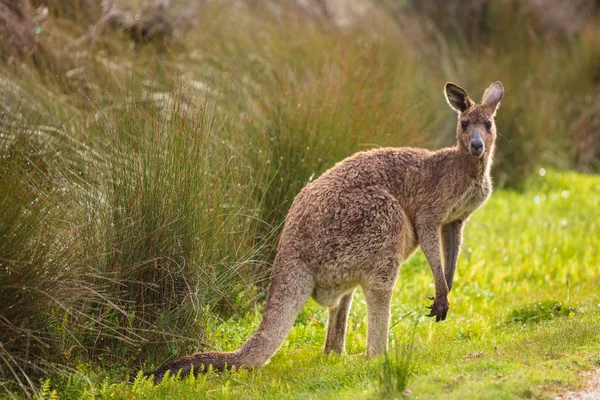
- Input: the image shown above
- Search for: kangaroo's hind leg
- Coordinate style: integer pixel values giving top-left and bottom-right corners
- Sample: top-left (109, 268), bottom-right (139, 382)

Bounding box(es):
top-left (324, 289), bottom-right (355, 354)
top-left (362, 254), bottom-right (400, 357)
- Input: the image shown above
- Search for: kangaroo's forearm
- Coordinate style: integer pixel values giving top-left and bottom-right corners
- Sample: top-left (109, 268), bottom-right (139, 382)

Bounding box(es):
top-left (442, 220), bottom-right (463, 290)
top-left (418, 225), bottom-right (448, 297)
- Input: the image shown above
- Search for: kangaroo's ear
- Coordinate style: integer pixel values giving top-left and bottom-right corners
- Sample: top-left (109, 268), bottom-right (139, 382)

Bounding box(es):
top-left (445, 83), bottom-right (473, 113)
top-left (482, 81), bottom-right (504, 115)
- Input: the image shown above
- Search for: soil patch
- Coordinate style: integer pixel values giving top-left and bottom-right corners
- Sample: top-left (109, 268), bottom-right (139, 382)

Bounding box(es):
top-left (558, 369), bottom-right (600, 400)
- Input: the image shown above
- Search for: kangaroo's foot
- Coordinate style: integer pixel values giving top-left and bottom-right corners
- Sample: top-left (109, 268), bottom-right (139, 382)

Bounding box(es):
top-left (425, 295), bottom-right (449, 322)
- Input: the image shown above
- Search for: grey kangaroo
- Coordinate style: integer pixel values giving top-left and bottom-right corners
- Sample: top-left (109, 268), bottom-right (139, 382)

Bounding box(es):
top-left (144, 81), bottom-right (504, 381)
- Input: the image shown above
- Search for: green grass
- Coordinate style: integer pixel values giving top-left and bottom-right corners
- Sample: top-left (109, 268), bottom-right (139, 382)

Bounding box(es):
top-left (38, 170), bottom-right (600, 399)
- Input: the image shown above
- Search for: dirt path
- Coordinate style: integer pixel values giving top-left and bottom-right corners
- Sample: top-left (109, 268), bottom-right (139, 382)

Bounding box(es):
top-left (558, 369), bottom-right (600, 400)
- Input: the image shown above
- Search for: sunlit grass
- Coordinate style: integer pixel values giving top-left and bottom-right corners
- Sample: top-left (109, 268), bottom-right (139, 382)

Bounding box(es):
top-left (37, 170), bottom-right (598, 399)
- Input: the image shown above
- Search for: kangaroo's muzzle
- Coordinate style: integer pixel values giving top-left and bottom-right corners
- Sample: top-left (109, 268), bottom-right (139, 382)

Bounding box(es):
top-left (470, 131), bottom-right (484, 157)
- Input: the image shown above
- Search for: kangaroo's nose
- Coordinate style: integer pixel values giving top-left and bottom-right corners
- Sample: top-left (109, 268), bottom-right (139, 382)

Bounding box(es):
top-left (471, 139), bottom-right (483, 151)
top-left (470, 139), bottom-right (484, 156)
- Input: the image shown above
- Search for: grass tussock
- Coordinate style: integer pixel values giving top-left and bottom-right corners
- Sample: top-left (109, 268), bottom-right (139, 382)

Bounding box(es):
top-left (378, 321), bottom-right (419, 397)
top-left (0, 0), bottom-right (599, 396)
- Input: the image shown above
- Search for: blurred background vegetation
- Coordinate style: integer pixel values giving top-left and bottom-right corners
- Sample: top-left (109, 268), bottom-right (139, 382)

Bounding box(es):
top-left (0, 0), bottom-right (598, 396)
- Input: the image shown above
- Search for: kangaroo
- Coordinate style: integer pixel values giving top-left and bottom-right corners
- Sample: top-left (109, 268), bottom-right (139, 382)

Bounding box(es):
top-left (143, 81), bottom-right (504, 381)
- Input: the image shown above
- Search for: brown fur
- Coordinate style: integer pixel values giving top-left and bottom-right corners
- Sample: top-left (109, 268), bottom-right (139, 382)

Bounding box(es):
top-left (141, 81), bottom-right (504, 382)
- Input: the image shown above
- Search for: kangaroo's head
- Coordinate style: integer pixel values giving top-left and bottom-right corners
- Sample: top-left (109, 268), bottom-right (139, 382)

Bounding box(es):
top-left (444, 81), bottom-right (504, 159)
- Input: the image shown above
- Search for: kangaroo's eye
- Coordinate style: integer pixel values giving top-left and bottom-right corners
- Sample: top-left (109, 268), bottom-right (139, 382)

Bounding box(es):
top-left (485, 120), bottom-right (492, 131)
top-left (461, 120), bottom-right (469, 130)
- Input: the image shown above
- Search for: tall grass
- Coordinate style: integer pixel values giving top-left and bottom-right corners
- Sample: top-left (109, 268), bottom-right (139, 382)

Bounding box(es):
top-left (0, 71), bottom-right (271, 395)
top-left (85, 86), bottom-right (269, 352)
top-left (0, 0), bottom-right (598, 396)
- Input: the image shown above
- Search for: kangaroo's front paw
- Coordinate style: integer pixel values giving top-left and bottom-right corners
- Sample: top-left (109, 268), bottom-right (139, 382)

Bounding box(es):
top-left (426, 295), bottom-right (449, 322)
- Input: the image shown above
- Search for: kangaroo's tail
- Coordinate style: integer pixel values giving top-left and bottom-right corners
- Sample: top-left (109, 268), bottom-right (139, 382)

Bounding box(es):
top-left (139, 257), bottom-right (314, 382)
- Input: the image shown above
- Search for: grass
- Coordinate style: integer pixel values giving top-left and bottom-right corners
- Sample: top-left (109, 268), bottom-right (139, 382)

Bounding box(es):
top-left (0, 0), bottom-right (599, 397)
top-left (378, 319), bottom-right (418, 397)
top-left (506, 300), bottom-right (576, 325)
top-left (36, 169), bottom-right (600, 399)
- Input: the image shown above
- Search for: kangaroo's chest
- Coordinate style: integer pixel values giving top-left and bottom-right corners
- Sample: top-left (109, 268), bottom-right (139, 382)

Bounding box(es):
top-left (445, 177), bottom-right (492, 223)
